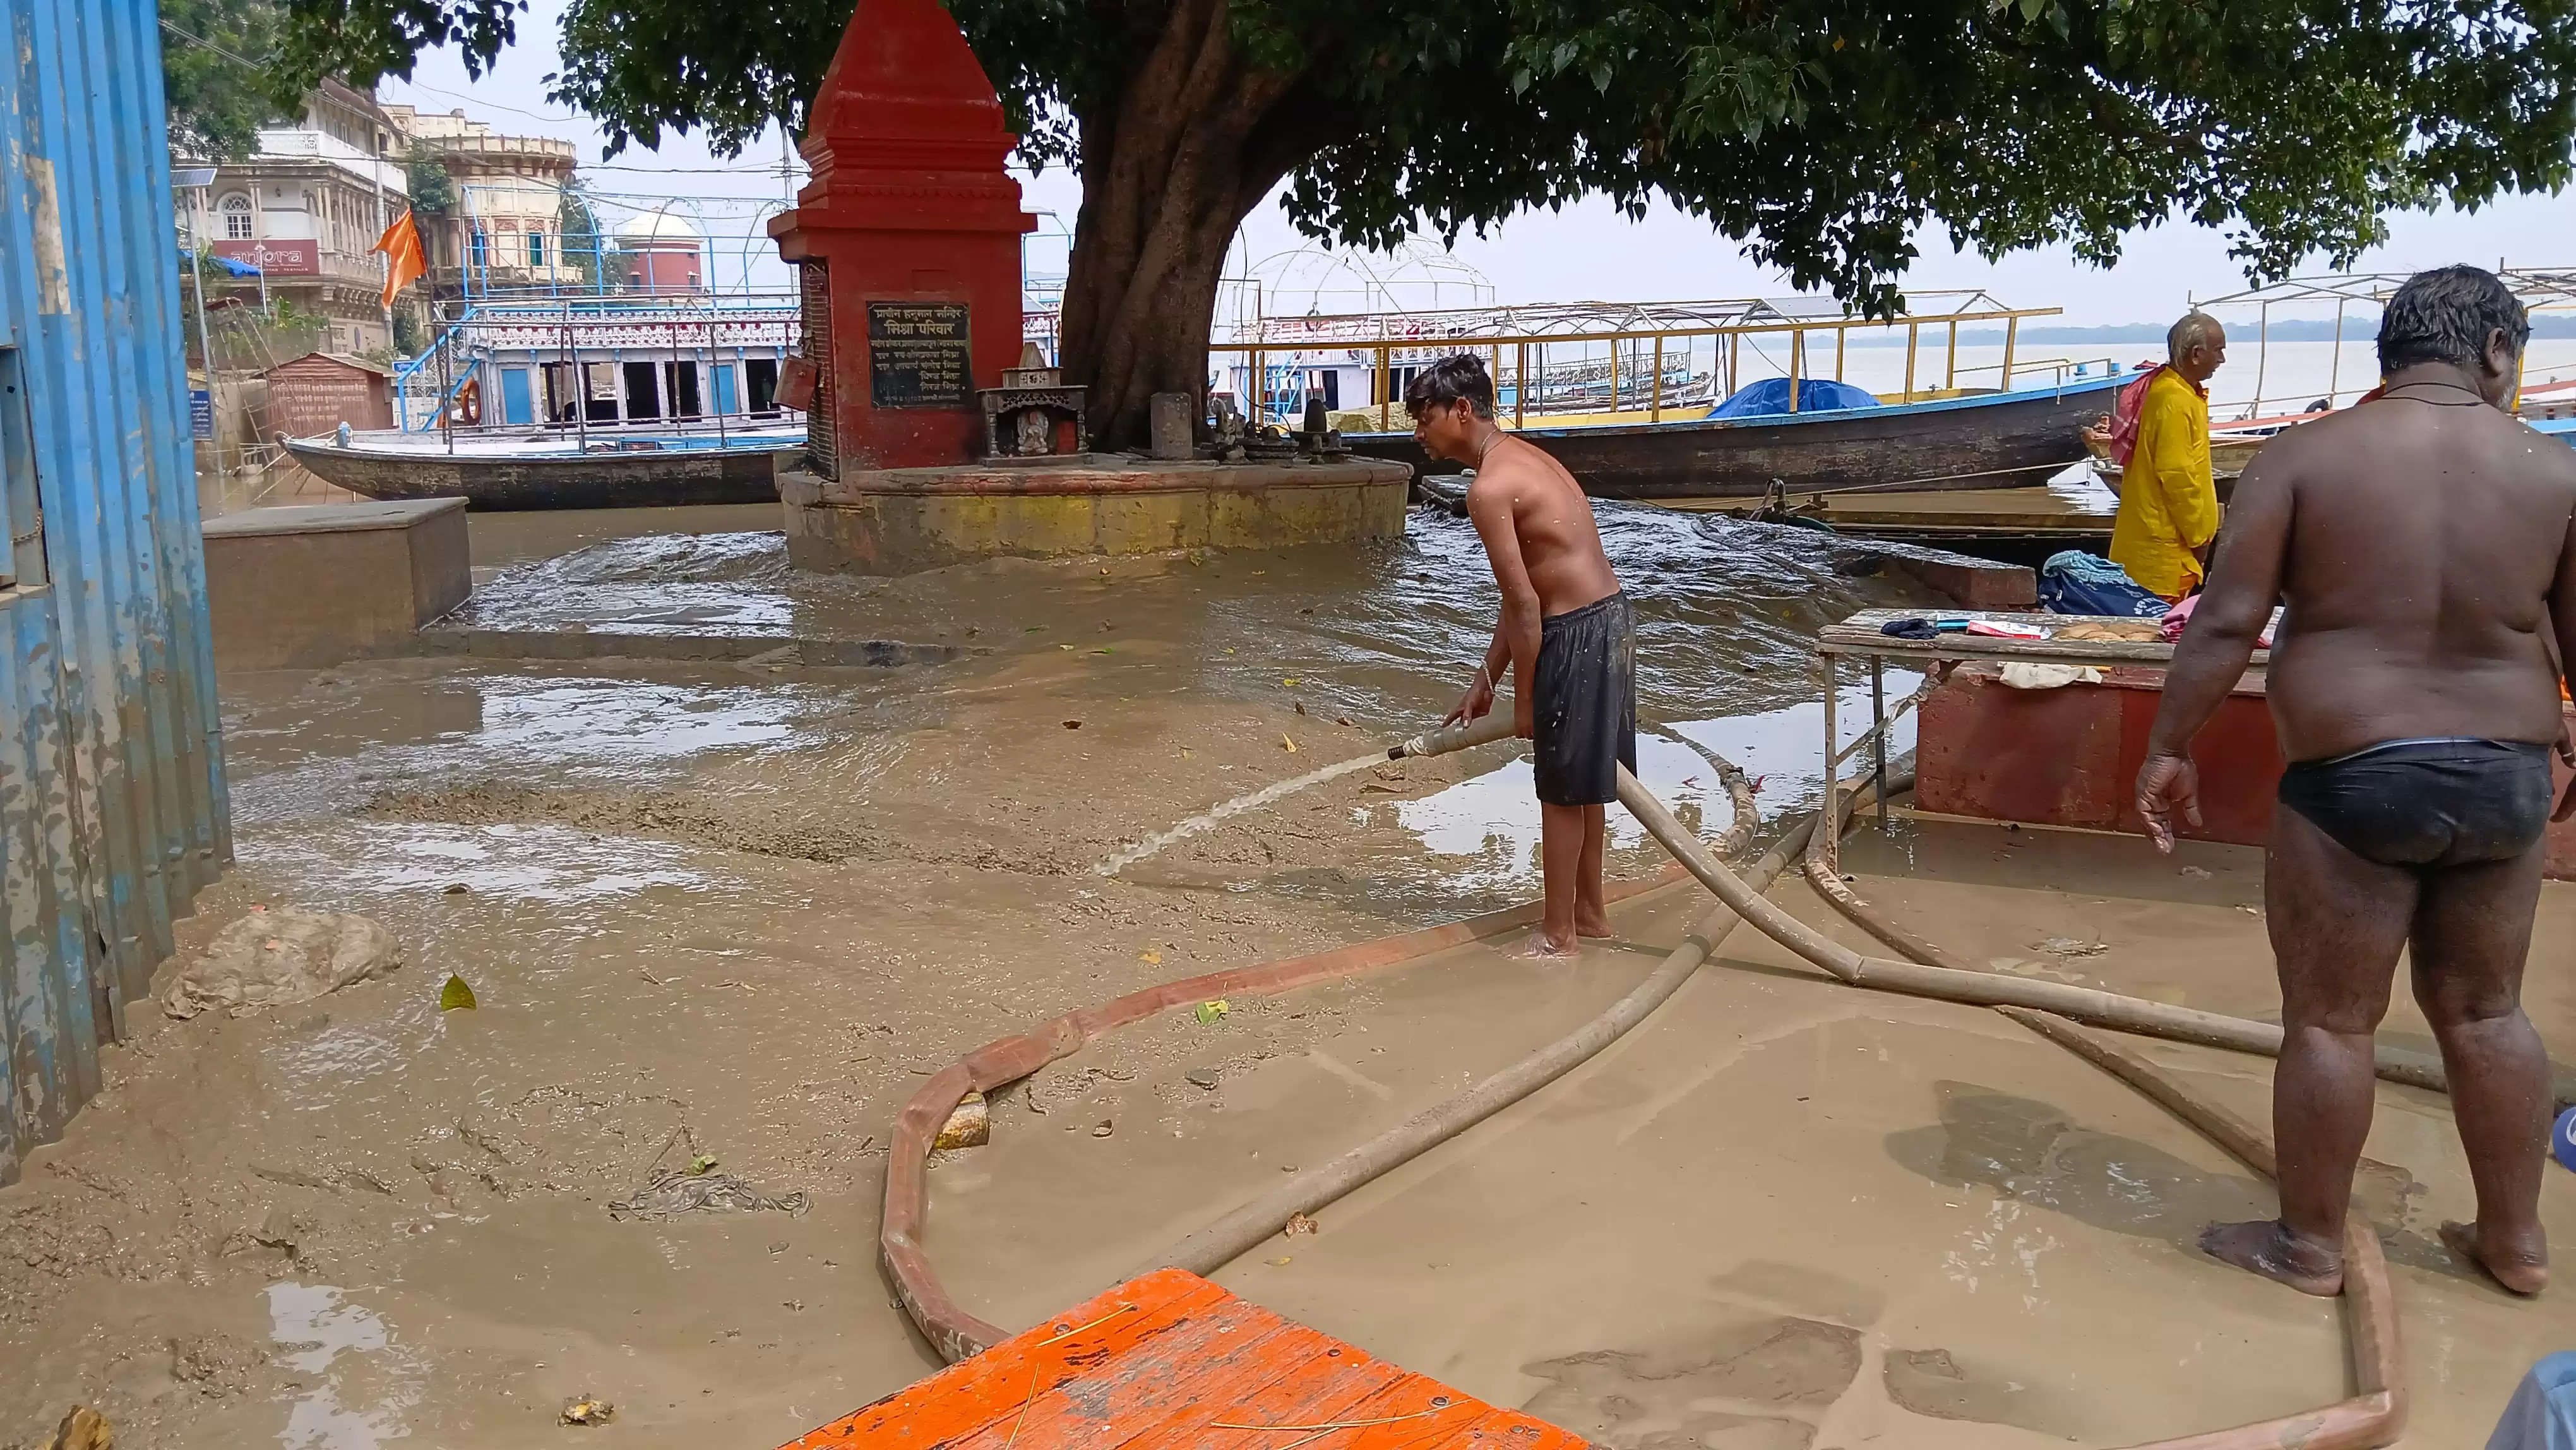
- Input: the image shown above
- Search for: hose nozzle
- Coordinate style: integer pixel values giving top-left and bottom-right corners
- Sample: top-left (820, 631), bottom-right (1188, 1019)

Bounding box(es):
top-left (1388, 711), bottom-right (1518, 760)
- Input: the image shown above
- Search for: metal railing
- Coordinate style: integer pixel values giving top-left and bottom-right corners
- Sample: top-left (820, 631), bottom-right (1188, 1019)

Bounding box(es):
top-left (386, 293), bottom-right (804, 448)
top-left (1208, 306), bottom-right (2063, 431)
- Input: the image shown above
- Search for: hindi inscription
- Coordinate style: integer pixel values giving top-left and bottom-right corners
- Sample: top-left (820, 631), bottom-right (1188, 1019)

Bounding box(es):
top-left (867, 302), bottom-right (971, 408)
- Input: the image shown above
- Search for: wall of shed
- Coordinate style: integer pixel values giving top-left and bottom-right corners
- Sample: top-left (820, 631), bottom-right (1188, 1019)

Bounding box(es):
top-left (0, 0), bottom-right (231, 1183)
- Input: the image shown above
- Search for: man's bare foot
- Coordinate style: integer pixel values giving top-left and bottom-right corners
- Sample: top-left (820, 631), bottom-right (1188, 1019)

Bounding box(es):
top-left (1575, 908), bottom-right (1614, 938)
top-left (1518, 930), bottom-right (1582, 959)
top-left (2198, 1219), bottom-right (2344, 1297)
top-left (2440, 1219), bottom-right (2548, 1296)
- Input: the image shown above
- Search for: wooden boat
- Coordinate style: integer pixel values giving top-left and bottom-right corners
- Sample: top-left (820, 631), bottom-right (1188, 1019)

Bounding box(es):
top-left (282, 422), bottom-right (800, 511)
top-left (2080, 405), bottom-right (2317, 485)
top-left (1346, 371), bottom-right (2125, 500)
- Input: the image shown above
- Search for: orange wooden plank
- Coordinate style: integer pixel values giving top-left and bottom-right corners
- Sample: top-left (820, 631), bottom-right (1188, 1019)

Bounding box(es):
top-left (1181, 1333), bottom-right (1412, 1444)
top-left (1033, 1318), bottom-right (1369, 1449)
top-left (782, 1269), bottom-right (1224, 1447)
top-left (1285, 1372), bottom-right (1503, 1450)
top-left (945, 1294), bottom-right (1294, 1447)
top-left (778, 1272), bottom-right (1586, 1450)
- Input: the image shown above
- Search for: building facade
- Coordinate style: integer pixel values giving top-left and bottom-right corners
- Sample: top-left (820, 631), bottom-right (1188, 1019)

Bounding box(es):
top-left (383, 105), bottom-right (580, 296)
top-left (191, 80), bottom-right (407, 356)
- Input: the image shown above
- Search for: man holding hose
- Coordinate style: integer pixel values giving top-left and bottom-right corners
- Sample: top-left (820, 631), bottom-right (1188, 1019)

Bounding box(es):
top-left (2137, 266), bottom-right (2576, 1298)
top-left (1410, 354), bottom-right (1633, 957)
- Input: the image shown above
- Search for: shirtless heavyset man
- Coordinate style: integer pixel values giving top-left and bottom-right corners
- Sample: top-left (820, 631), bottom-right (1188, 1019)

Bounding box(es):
top-left (1408, 354), bottom-right (1632, 956)
top-left (2138, 266), bottom-right (2576, 1299)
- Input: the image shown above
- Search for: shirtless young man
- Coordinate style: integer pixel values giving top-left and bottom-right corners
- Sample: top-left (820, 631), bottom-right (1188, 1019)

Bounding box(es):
top-left (2137, 266), bottom-right (2576, 1298)
top-left (1409, 354), bottom-right (1631, 956)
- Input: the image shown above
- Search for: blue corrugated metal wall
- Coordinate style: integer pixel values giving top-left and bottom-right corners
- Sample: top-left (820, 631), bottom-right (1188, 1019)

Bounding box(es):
top-left (0, 0), bottom-right (230, 1184)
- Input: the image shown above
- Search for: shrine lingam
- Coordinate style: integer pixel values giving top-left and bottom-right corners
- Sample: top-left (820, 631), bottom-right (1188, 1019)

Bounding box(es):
top-left (767, 0), bottom-right (1409, 575)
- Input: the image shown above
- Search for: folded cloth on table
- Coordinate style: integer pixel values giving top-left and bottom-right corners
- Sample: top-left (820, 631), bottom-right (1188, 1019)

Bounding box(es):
top-left (1880, 618), bottom-right (1940, 641)
top-left (2056, 620), bottom-right (2163, 643)
top-left (1998, 663), bottom-right (2104, 690)
top-left (2039, 551), bottom-right (2171, 619)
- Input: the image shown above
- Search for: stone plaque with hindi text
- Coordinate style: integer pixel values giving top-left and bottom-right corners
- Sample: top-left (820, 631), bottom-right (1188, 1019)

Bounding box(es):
top-left (866, 302), bottom-right (972, 408)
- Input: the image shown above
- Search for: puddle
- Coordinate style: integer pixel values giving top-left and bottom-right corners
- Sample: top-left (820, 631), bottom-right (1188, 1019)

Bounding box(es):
top-left (1375, 673), bottom-right (1924, 894)
top-left (1667, 669), bottom-right (1926, 813)
top-left (239, 821), bottom-right (720, 905)
top-left (229, 675), bottom-right (829, 825)
top-left (265, 1283), bottom-right (417, 1450)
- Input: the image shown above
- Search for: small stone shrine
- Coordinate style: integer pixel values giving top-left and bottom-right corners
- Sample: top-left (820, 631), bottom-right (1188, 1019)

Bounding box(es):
top-left (767, 0), bottom-right (1409, 575)
top-left (980, 344), bottom-right (1088, 458)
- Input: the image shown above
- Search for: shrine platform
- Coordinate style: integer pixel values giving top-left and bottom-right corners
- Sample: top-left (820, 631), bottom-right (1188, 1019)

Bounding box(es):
top-left (778, 455), bottom-right (1412, 574)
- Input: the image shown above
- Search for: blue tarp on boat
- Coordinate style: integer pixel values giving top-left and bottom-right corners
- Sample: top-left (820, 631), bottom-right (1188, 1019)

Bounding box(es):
top-left (1706, 377), bottom-right (1881, 419)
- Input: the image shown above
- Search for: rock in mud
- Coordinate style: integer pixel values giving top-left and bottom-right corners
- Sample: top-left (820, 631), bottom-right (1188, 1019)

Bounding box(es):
top-left (160, 909), bottom-right (402, 1019)
top-left (934, 1093), bottom-right (990, 1149)
top-left (558, 1396), bottom-right (615, 1426)
top-left (37, 1406), bottom-right (111, 1450)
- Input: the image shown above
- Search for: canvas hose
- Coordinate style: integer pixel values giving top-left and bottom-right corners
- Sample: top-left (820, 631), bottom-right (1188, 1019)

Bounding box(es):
top-left (888, 704), bottom-right (2442, 1448)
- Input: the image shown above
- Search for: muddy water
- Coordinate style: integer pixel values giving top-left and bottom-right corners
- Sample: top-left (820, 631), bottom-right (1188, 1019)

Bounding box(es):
top-left (0, 496), bottom-right (2186, 1450)
top-left (448, 500), bottom-right (1923, 902)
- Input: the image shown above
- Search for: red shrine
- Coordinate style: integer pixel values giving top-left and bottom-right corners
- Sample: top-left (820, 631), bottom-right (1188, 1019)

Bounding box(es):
top-left (768, 0), bottom-right (1037, 474)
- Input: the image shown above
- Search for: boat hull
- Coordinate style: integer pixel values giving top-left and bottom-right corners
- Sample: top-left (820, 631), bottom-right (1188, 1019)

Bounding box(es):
top-left (1350, 372), bottom-right (2125, 500)
top-left (283, 436), bottom-right (792, 511)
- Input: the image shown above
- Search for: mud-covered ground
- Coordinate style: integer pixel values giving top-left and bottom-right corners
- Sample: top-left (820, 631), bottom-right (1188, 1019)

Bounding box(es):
top-left (13, 498), bottom-right (2575, 1448)
top-left (3, 502), bottom-right (1940, 1447)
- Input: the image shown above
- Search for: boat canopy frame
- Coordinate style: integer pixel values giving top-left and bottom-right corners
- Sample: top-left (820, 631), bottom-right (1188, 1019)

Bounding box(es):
top-left (1208, 291), bottom-right (2088, 431)
top-left (2191, 265), bottom-right (2576, 419)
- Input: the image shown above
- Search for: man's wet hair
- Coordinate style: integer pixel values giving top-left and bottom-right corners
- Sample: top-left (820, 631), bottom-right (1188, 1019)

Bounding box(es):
top-left (2378, 265), bottom-right (2529, 374)
top-left (1405, 354), bottom-right (1496, 420)
top-left (2167, 312), bottom-right (2223, 361)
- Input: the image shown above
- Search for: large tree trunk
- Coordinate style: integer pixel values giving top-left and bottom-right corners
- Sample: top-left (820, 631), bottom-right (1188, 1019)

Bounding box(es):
top-left (1054, 0), bottom-right (1318, 450)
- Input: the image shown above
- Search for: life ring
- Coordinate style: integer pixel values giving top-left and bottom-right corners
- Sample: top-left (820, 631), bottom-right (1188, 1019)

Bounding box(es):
top-left (449, 378), bottom-right (482, 427)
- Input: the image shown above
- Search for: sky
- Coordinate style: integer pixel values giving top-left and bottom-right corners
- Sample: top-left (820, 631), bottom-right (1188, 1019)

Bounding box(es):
top-left (379, 0), bottom-right (2575, 328)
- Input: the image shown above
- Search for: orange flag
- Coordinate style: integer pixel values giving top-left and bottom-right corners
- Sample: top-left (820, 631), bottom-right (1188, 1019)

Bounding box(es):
top-left (371, 210), bottom-right (427, 310)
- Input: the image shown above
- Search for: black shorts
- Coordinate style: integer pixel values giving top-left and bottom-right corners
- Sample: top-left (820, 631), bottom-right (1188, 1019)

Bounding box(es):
top-left (1532, 591), bottom-right (1637, 807)
top-left (2276, 737), bottom-right (2554, 869)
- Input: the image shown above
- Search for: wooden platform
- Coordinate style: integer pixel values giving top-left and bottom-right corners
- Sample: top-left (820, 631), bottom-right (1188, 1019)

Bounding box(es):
top-left (780, 1269), bottom-right (1588, 1449)
top-left (1660, 485), bottom-right (2109, 527)
top-left (1660, 485), bottom-right (2115, 566)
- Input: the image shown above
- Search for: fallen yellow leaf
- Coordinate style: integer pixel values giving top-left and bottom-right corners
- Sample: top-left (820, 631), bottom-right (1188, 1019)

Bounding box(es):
top-left (1140, 950), bottom-right (1162, 965)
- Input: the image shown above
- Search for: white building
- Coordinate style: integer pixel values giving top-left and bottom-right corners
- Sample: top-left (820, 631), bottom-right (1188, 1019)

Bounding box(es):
top-left (382, 104), bottom-right (581, 294)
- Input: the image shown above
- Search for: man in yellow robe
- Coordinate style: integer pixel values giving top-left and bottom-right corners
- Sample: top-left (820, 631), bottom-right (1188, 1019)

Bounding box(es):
top-left (2110, 313), bottom-right (2228, 599)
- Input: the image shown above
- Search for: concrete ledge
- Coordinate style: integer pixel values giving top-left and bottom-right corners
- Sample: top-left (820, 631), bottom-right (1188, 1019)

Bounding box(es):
top-left (206, 498), bottom-right (470, 670)
top-left (414, 628), bottom-right (960, 668)
top-left (780, 456), bottom-right (1411, 575)
top-left (1843, 539), bottom-right (2036, 610)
